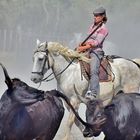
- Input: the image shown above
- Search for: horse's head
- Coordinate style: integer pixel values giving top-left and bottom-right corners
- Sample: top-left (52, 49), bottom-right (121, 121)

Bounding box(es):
top-left (31, 40), bottom-right (53, 83)
top-left (31, 40), bottom-right (90, 84)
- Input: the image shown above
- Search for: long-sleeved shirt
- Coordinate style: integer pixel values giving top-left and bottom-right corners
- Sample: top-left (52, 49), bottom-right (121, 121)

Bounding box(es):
top-left (86, 23), bottom-right (108, 51)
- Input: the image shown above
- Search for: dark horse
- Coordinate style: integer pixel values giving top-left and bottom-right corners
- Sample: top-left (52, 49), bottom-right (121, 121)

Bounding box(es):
top-left (83, 91), bottom-right (140, 140)
top-left (0, 63), bottom-right (90, 140)
top-left (0, 63), bottom-right (65, 140)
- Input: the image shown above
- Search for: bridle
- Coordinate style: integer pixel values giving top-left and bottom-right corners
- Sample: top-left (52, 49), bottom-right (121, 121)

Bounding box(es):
top-left (31, 49), bottom-right (50, 76)
top-left (32, 46), bottom-right (75, 83)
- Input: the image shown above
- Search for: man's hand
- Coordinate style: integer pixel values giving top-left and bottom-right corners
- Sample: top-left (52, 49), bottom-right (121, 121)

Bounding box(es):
top-left (77, 43), bottom-right (92, 53)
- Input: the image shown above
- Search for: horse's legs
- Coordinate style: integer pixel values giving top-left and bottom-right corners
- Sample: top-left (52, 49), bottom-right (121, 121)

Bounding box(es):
top-left (74, 114), bottom-right (84, 131)
top-left (63, 99), bottom-right (94, 140)
top-left (62, 110), bottom-right (76, 140)
top-left (62, 98), bottom-right (80, 140)
top-left (74, 114), bottom-right (95, 140)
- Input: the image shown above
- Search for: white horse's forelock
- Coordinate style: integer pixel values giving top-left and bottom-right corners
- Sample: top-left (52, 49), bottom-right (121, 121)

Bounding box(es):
top-left (47, 42), bottom-right (91, 63)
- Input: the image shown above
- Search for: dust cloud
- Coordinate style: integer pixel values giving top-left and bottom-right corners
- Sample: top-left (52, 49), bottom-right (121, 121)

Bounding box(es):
top-left (0, 0), bottom-right (140, 140)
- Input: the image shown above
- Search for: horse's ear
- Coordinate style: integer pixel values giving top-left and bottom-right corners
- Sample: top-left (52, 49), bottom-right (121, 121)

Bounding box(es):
top-left (45, 41), bottom-right (48, 49)
top-left (45, 41), bottom-right (48, 46)
top-left (36, 39), bottom-right (41, 46)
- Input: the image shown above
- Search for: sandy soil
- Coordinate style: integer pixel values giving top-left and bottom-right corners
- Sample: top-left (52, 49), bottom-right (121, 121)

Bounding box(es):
top-left (54, 104), bottom-right (104, 140)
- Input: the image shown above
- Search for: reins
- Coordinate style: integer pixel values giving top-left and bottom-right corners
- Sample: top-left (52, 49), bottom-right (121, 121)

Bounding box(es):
top-left (32, 50), bottom-right (49, 76)
top-left (41, 58), bottom-right (75, 82)
top-left (32, 45), bottom-right (77, 88)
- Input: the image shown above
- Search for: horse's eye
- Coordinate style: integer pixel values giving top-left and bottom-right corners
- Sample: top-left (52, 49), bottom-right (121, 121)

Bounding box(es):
top-left (38, 58), bottom-right (43, 61)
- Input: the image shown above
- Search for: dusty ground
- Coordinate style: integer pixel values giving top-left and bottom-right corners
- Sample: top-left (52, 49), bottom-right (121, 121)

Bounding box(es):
top-left (54, 104), bottom-right (104, 140)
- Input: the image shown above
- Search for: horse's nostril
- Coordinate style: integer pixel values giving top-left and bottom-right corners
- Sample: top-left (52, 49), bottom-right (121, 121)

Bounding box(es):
top-left (31, 77), bottom-right (36, 82)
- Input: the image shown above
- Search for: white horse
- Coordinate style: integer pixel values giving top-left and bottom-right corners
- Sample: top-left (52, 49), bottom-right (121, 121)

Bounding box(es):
top-left (31, 40), bottom-right (140, 140)
top-left (133, 58), bottom-right (140, 65)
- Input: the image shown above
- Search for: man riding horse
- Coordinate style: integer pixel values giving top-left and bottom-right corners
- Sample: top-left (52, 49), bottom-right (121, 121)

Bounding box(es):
top-left (31, 7), bottom-right (140, 140)
top-left (77, 7), bottom-right (108, 100)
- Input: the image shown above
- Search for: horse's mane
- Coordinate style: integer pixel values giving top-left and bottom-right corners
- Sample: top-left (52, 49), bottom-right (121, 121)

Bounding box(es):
top-left (46, 42), bottom-right (90, 63)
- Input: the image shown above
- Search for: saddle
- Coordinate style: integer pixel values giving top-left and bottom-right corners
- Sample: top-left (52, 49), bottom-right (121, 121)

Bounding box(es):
top-left (79, 55), bottom-right (113, 82)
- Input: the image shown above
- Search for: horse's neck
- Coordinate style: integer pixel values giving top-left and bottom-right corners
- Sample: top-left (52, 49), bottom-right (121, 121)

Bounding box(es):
top-left (50, 53), bottom-right (88, 96)
top-left (51, 54), bottom-right (79, 80)
top-left (52, 54), bottom-right (72, 73)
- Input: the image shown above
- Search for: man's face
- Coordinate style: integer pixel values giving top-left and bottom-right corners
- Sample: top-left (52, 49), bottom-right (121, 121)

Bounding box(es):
top-left (94, 14), bottom-right (104, 24)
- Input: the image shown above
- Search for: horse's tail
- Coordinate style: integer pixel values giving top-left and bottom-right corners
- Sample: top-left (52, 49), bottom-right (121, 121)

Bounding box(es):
top-left (132, 59), bottom-right (140, 69)
top-left (48, 89), bottom-right (89, 127)
top-left (125, 59), bottom-right (140, 69)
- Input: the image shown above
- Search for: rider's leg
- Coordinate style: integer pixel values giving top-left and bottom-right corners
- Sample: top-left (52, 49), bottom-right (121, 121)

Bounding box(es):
top-left (86, 51), bottom-right (104, 99)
